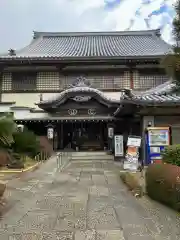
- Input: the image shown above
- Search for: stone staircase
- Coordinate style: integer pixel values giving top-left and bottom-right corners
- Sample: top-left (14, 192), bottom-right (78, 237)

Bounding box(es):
top-left (70, 151), bottom-right (114, 161)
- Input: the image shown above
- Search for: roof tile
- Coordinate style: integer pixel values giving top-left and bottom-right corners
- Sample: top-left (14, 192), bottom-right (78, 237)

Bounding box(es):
top-left (1, 30), bottom-right (171, 59)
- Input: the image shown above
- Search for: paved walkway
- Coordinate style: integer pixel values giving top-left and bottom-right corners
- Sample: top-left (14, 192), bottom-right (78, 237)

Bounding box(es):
top-left (0, 155), bottom-right (179, 240)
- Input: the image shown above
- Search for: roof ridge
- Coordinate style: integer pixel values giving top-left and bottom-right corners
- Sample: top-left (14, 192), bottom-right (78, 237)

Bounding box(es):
top-left (139, 80), bottom-right (175, 96)
top-left (33, 29), bottom-right (161, 39)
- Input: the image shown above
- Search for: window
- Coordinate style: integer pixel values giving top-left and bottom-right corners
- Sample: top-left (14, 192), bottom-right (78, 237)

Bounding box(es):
top-left (12, 72), bottom-right (36, 91)
top-left (134, 69), bottom-right (168, 90)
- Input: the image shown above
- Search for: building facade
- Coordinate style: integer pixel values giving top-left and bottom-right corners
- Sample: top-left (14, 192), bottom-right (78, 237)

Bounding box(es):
top-left (0, 29), bottom-right (179, 155)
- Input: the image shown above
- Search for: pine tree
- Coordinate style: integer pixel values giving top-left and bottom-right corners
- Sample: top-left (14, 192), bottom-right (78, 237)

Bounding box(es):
top-left (162, 0), bottom-right (180, 91)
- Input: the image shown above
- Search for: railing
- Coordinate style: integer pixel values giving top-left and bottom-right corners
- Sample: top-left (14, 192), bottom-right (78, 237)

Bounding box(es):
top-left (34, 152), bottom-right (51, 162)
top-left (56, 152), bottom-right (72, 169)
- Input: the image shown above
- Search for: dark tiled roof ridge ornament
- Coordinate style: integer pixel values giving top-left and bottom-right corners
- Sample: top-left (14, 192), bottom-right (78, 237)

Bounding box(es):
top-left (121, 88), bottom-right (134, 99)
top-left (8, 48), bottom-right (16, 56)
top-left (68, 76), bottom-right (91, 89)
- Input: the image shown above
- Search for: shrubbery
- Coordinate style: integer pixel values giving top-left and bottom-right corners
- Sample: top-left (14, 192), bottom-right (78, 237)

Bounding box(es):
top-left (12, 129), bottom-right (40, 158)
top-left (161, 144), bottom-right (180, 166)
top-left (0, 114), bottom-right (53, 169)
top-left (7, 152), bottom-right (25, 169)
top-left (146, 163), bottom-right (180, 211)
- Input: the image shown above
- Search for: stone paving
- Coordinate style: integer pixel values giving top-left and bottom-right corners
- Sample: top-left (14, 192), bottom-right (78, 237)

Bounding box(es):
top-left (0, 155), bottom-right (179, 239)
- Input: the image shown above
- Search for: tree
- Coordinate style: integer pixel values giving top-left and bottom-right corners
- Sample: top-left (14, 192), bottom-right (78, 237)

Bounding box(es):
top-left (12, 128), bottom-right (40, 157)
top-left (0, 113), bottom-right (16, 147)
top-left (161, 0), bottom-right (180, 92)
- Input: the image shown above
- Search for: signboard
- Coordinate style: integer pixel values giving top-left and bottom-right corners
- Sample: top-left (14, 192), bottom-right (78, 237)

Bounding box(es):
top-left (47, 128), bottom-right (54, 139)
top-left (146, 127), bottom-right (170, 164)
top-left (114, 135), bottom-right (124, 157)
top-left (127, 136), bottom-right (141, 147)
top-left (124, 146), bottom-right (139, 171)
top-left (108, 128), bottom-right (114, 139)
top-left (124, 135), bottom-right (141, 171)
top-left (147, 128), bottom-right (169, 146)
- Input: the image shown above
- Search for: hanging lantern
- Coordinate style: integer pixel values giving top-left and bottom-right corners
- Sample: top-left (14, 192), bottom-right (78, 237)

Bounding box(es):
top-left (47, 127), bottom-right (54, 139)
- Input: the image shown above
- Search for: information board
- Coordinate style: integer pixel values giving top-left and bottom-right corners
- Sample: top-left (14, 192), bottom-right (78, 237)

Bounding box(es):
top-left (114, 135), bottom-right (124, 157)
top-left (127, 136), bottom-right (141, 147)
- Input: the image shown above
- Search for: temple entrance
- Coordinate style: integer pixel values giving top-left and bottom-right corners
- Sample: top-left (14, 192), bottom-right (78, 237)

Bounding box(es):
top-left (58, 121), bottom-right (108, 151)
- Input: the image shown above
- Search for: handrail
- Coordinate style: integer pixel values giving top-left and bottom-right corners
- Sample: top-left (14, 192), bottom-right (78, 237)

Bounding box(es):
top-left (56, 151), bottom-right (72, 169)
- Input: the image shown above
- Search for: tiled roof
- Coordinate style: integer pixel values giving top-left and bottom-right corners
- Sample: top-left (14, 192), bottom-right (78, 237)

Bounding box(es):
top-left (37, 86), bottom-right (121, 107)
top-left (140, 80), bottom-right (175, 96)
top-left (123, 81), bottom-right (180, 105)
top-left (129, 94), bottom-right (180, 104)
top-left (1, 29), bottom-right (171, 59)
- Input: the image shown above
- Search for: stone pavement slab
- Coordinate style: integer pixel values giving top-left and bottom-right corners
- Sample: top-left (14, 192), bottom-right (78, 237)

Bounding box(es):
top-left (0, 155), bottom-right (179, 239)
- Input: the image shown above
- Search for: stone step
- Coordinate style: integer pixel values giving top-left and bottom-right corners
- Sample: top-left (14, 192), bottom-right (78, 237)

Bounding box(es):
top-left (70, 151), bottom-right (109, 156)
top-left (71, 155), bottom-right (114, 160)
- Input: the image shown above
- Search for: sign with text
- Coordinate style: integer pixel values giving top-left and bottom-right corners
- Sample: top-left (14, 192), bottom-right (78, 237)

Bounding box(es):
top-left (124, 135), bottom-right (141, 171)
top-left (127, 136), bottom-right (141, 147)
top-left (108, 128), bottom-right (114, 139)
top-left (114, 135), bottom-right (124, 157)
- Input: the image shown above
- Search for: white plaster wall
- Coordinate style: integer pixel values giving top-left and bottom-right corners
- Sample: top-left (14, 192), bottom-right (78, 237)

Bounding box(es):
top-left (0, 104), bottom-right (14, 112)
top-left (14, 109), bottom-right (48, 120)
top-left (104, 92), bottom-right (122, 101)
top-left (1, 93), bottom-right (61, 109)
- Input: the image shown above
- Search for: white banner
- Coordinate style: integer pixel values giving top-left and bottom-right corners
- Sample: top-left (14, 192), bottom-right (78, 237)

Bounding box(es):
top-left (127, 136), bottom-right (141, 147)
top-left (108, 128), bottom-right (114, 139)
top-left (114, 135), bottom-right (124, 157)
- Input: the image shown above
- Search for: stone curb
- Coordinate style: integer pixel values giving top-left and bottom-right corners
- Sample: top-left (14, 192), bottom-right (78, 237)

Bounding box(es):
top-left (0, 162), bottom-right (41, 174)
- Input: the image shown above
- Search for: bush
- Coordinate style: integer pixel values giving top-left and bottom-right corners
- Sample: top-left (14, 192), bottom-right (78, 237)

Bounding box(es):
top-left (7, 153), bottom-right (25, 169)
top-left (12, 129), bottom-right (40, 157)
top-left (0, 150), bottom-right (10, 167)
top-left (120, 172), bottom-right (143, 197)
top-left (161, 144), bottom-right (180, 166)
top-left (146, 163), bottom-right (180, 211)
top-left (0, 116), bottom-right (16, 147)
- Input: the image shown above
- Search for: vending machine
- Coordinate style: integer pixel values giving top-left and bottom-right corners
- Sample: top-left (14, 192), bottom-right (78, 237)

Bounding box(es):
top-left (146, 127), bottom-right (170, 164)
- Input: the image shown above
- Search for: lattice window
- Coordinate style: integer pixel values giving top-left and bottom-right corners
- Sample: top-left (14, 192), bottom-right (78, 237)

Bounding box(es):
top-left (37, 72), bottom-right (60, 90)
top-left (60, 75), bottom-right (80, 89)
top-left (2, 72), bottom-right (12, 91)
top-left (122, 71), bottom-right (131, 89)
top-left (12, 72), bottom-right (36, 91)
top-left (60, 73), bottom-right (128, 90)
top-left (134, 70), bottom-right (168, 90)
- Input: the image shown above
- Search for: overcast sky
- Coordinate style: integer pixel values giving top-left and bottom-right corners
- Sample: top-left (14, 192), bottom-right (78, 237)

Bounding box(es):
top-left (0, 0), bottom-right (175, 53)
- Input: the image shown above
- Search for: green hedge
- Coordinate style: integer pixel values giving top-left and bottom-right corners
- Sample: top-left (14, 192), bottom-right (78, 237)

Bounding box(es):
top-left (161, 144), bottom-right (180, 166)
top-left (12, 129), bottom-right (40, 157)
top-left (146, 163), bottom-right (180, 211)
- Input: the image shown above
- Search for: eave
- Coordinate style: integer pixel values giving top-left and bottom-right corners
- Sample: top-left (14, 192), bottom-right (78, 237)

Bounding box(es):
top-left (0, 55), bottom-right (162, 63)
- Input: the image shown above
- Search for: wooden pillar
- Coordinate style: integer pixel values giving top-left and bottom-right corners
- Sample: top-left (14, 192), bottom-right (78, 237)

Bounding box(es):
top-left (142, 116), bottom-right (154, 165)
top-left (107, 123), bottom-right (115, 152)
top-left (60, 122), bottom-right (64, 149)
top-left (100, 121), bottom-right (104, 149)
top-left (130, 68), bottom-right (134, 89)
